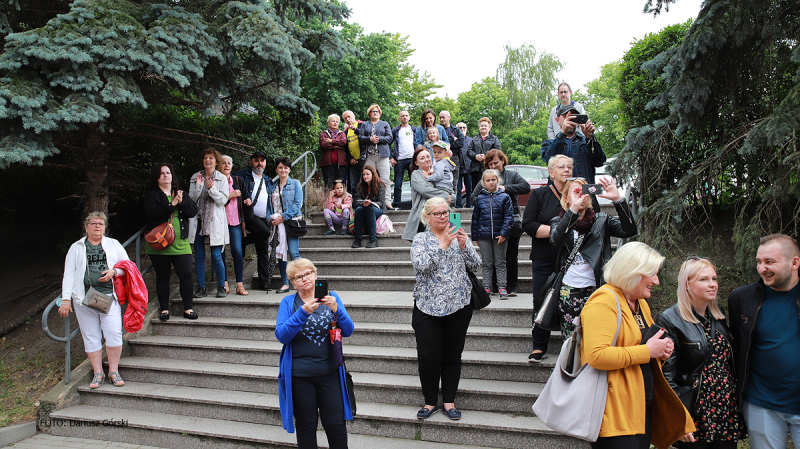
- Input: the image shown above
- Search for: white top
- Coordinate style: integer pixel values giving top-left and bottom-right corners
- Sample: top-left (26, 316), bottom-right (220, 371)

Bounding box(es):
top-left (562, 230), bottom-right (596, 288)
top-left (397, 125), bottom-right (415, 160)
top-left (251, 171), bottom-right (269, 219)
top-left (62, 236), bottom-right (129, 303)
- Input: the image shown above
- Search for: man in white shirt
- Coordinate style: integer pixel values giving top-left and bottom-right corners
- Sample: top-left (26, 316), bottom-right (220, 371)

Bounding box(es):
top-left (235, 151), bottom-right (272, 290)
top-left (547, 82), bottom-right (586, 139)
top-left (390, 110), bottom-right (417, 209)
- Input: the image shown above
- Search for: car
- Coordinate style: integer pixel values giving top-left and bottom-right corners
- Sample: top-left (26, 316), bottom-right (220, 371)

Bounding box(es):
top-left (594, 157), bottom-right (638, 217)
top-left (503, 164), bottom-right (548, 207)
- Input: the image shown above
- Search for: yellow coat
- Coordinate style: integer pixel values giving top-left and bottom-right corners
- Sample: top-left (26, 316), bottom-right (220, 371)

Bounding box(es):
top-left (580, 284), bottom-right (695, 449)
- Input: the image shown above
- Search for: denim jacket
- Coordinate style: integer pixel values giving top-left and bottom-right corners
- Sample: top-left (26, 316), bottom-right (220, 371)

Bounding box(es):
top-left (268, 178), bottom-right (303, 220)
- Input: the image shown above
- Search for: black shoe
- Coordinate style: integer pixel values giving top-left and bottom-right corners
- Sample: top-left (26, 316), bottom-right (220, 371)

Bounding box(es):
top-left (193, 287), bottom-right (207, 298)
top-left (258, 282), bottom-right (270, 291)
top-left (323, 228), bottom-right (336, 236)
top-left (338, 228), bottom-right (347, 235)
top-left (528, 351), bottom-right (547, 363)
top-left (366, 239), bottom-right (378, 248)
top-left (351, 239), bottom-right (362, 248)
top-left (159, 311), bottom-right (169, 321)
top-left (216, 288), bottom-right (227, 298)
top-left (183, 310), bottom-right (199, 320)
top-left (417, 405), bottom-right (438, 419)
top-left (276, 287), bottom-right (290, 293)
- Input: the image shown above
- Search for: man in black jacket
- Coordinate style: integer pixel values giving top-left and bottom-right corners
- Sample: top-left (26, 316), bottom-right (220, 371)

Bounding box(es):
top-left (234, 151), bottom-right (272, 291)
top-left (729, 234), bottom-right (800, 449)
top-left (541, 104), bottom-right (606, 183)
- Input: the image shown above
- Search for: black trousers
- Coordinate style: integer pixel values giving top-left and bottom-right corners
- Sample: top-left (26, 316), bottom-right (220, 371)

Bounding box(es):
top-left (591, 405), bottom-right (651, 449)
top-left (411, 304), bottom-right (473, 405)
top-left (291, 372), bottom-right (348, 449)
top-left (242, 216), bottom-right (271, 286)
top-left (676, 441), bottom-right (737, 449)
top-left (149, 253), bottom-right (193, 312)
top-left (322, 164), bottom-right (348, 190)
top-left (531, 258), bottom-right (556, 352)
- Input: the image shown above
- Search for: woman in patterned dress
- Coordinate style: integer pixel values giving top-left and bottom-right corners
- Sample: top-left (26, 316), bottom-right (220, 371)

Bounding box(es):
top-left (656, 257), bottom-right (745, 448)
top-left (410, 197), bottom-right (481, 421)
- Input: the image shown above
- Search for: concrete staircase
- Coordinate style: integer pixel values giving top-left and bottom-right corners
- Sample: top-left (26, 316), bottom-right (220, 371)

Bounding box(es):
top-left (48, 207), bottom-right (595, 448)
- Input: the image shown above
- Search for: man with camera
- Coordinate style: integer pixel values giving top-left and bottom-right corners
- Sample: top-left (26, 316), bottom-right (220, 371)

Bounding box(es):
top-left (541, 103), bottom-right (606, 184)
top-left (546, 82), bottom-right (586, 140)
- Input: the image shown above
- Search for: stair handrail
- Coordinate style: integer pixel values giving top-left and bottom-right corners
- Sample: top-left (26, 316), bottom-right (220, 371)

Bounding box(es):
top-left (41, 226), bottom-right (152, 384)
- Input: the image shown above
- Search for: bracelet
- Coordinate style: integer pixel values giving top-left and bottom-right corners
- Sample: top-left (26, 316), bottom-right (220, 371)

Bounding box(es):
top-left (613, 198), bottom-right (625, 204)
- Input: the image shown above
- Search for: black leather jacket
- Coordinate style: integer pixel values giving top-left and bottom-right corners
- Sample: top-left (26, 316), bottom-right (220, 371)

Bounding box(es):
top-left (549, 199), bottom-right (637, 286)
top-left (655, 304), bottom-right (734, 415)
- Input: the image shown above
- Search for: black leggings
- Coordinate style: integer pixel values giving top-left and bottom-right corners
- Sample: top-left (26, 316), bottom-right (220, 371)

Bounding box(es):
top-left (149, 253), bottom-right (194, 312)
top-left (292, 372), bottom-right (348, 449)
top-left (676, 441), bottom-right (737, 449)
top-left (411, 304), bottom-right (473, 405)
top-left (591, 405), bottom-right (651, 449)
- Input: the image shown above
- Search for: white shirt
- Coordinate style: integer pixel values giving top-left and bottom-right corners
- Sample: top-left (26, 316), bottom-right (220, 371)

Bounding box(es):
top-left (562, 230), bottom-right (596, 288)
top-left (251, 172), bottom-right (269, 218)
top-left (397, 125), bottom-right (415, 160)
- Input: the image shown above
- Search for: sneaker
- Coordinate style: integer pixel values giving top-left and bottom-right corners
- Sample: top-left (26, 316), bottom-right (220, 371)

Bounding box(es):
top-left (338, 228), bottom-right (347, 235)
top-left (323, 228), bottom-right (336, 236)
top-left (193, 287), bottom-right (207, 298)
top-left (366, 239), bottom-right (378, 248)
top-left (528, 350), bottom-right (547, 363)
top-left (499, 289), bottom-right (508, 300)
top-left (484, 288), bottom-right (491, 295)
top-left (508, 291), bottom-right (518, 297)
top-left (351, 239), bottom-right (362, 248)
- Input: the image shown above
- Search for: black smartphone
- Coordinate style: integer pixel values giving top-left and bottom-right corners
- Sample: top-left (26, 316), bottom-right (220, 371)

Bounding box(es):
top-left (571, 114), bottom-right (589, 124)
top-left (314, 278), bottom-right (328, 301)
top-left (582, 184), bottom-right (604, 195)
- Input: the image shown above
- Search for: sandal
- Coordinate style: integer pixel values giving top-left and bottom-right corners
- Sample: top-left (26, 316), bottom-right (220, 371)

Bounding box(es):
top-left (159, 311), bottom-right (170, 321)
top-left (236, 285), bottom-right (249, 296)
top-left (109, 371), bottom-right (125, 387)
top-left (89, 372), bottom-right (104, 389)
top-left (224, 281), bottom-right (230, 294)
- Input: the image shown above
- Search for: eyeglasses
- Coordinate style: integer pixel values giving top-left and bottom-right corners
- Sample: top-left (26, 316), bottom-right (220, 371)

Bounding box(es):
top-left (555, 165), bottom-right (573, 170)
top-left (566, 177), bottom-right (586, 182)
top-left (292, 271), bottom-right (315, 282)
top-left (457, 126), bottom-right (466, 129)
top-left (88, 222), bottom-right (105, 227)
top-left (428, 211), bottom-right (448, 218)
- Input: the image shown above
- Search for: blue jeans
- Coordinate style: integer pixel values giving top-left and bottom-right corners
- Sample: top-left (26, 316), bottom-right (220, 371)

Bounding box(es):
top-left (354, 205), bottom-right (383, 240)
top-left (392, 158), bottom-right (413, 208)
top-left (227, 224), bottom-right (244, 283)
top-left (277, 232), bottom-right (300, 286)
top-left (742, 401), bottom-right (800, 449)
top-left (194, 227), bottom-right (225, 289)
top-left (457, 171), bottom-right (472, 208)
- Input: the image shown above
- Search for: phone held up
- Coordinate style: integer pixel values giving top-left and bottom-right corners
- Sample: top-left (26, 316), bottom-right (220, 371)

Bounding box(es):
top-left (582, 184), bottom-right (604, 196)
top-left (449, 212), bottom-right (461, 234)
top-left (314, 279), bottom-right (329, 302)
top-left (571, 114), bottom-right (589, 124)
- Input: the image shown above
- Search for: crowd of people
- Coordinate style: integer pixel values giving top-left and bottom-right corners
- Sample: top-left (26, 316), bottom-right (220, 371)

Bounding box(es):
top-left (57, 91), bottom-right (800, 449)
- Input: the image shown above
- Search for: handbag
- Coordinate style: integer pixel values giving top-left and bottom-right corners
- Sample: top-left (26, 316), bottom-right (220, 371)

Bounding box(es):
top-left (467, 269), bottom-right (491, 310)
top-left (144, 212), bottom-right (175, 250)
top-left (243, 177), bottom-right (272, 240)
top-left (330, 320), bottom-right (357, 416)
top-left (510, 213), bottom-right (523, 238)
top-left (534, 233), bottom-right (585, 331)
top-left (532, 287), bottom-right (621, 442)
top-left (83, 286), bottom-right (113, 313)
top-left (278, 183), bottom-right (307, 238)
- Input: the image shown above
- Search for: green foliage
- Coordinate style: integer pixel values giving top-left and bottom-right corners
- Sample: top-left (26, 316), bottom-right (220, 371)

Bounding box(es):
top-left (456, 77), bottom-right (513, 136)
top-left (502, 117), bottom-right (548, 166)
top-left (583, 61), bottom-right (626, 156)
top-left (616, 0), bottom-right (800, 274)
top-left (496, 42), bottom-right (563, 125)
top-left (301, 23), bottom-right (439, 129)
top-left (409, 95), bottom-right (459, 128)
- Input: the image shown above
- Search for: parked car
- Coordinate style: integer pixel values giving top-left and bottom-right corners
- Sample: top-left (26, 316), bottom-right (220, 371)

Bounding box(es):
top-left (504, 164), bottom-right (547, 207)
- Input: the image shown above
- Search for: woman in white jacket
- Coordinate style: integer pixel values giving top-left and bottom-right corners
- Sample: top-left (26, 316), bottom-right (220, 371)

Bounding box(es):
top-left (189, 148), bottom-right (230, 300)
top-left (59, 212), bottom-right (129, 389)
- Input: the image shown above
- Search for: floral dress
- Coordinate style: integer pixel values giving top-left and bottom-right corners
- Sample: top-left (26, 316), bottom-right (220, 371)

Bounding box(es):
top-left (692, 316), bottom-right (745, 442)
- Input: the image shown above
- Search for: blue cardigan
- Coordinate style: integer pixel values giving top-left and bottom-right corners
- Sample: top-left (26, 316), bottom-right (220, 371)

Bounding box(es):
top-left (275, 291), bottom-right (355, 433)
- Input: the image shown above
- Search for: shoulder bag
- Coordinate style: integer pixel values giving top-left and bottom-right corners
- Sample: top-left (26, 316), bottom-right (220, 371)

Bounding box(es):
top-left (468, 269), bottom-right (491, 310)
top-left (532, 287), bottom-right (621, 442)
top-left (144, 211), bottom-right (175, 250)
top-left (82, 261), bottom-right (113, 314)
top-left (279, 183), bottom-right (307, 238)
top-left (533, 233), bottom-right (585, 331)
top-left (243, 177), bottom-right (272, 240)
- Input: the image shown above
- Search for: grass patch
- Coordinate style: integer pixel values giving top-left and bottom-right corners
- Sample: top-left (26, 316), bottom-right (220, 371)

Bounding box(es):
top-left (0, 348), bottom-right (72, 427)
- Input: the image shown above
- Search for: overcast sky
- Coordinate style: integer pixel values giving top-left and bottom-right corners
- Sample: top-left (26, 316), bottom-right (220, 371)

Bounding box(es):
top-left (344, 0), bottom-right (704, 99)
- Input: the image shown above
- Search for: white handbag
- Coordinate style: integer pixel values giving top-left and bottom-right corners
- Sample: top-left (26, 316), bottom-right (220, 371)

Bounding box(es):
top-left (532, 288), bottom-right (621, 442)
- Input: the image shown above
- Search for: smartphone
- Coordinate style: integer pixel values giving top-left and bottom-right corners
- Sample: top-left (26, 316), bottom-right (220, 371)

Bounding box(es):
top-left (571, 114), bottom-right (589, 124)
top-left (449, 212), bottom-right (461, 233)
top-left (314, 278), bottom-right (328, 300)
top-left (582, 184), bottom-right (604, 195)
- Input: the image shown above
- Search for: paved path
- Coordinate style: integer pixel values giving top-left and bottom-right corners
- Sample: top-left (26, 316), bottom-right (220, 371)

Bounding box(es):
top-left (9, 434), bottom-right (168, 449)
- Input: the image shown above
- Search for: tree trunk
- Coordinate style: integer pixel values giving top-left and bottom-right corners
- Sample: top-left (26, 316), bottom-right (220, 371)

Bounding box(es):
top-left (82, 125), bottom-right (110, 217)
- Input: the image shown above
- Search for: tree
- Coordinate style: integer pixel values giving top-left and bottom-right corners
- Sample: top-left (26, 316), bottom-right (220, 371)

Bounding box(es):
top-left (496, 43), bottom-right (563, 125)
top-left (456, 78), bottom-right (513, 136)
top-left (301, 23), bottom-right (440, 128)
top-left (0, 0), bottom-right (350, 215)
top-left (617, 0), bottom-right (800, 272)
top-left (583, 61), bottom-right (626, 157)
top-left (501, 117), bottom-right (549, 165)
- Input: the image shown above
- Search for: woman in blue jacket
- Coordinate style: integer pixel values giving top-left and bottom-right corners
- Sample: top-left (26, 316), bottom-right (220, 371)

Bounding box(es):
top-left (276, 258), bottom-right (354, 449)
top-left (267, 157), bottom-right (303, 293)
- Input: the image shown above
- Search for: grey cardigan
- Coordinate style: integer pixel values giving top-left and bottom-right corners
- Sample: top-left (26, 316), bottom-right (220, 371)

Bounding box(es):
top-left (401, 170), bottom-right (452, 241)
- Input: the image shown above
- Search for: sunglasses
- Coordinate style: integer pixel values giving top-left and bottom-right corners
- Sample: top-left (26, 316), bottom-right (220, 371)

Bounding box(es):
top-left (566, 177), bottom-right (586, 182)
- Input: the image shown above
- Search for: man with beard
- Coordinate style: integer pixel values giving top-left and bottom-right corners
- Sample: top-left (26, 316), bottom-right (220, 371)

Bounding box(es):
top-left (540, 103), bottom-right (605, 183)
top-left (729, 234), bottom-right (800, 449)
top-left (235, 151), bottom-right (273, 290)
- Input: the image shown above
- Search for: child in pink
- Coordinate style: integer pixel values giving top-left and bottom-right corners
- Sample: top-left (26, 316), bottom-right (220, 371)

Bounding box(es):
top-left (323, 179), bottom-right (353, 235)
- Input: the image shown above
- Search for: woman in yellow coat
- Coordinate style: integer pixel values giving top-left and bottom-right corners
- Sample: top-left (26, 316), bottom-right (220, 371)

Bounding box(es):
top-left (581, 242), bottom-right (695, 449)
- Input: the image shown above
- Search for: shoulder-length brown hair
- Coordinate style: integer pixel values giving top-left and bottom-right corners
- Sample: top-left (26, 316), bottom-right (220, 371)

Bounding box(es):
top-left (419, 108), bottom-right (436, 128)
top-left (409, 147), bottom-right (430, 175)
top-left (483, 149), bottom-right (508, 169)
top-left (358, 165), bottom-right (384, 196)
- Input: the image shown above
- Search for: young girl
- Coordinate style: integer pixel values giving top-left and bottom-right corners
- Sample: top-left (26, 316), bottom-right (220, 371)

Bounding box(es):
top-left (471, 169), bottom-right (514, 299)
top-left (322, 179), bottom-right (353, 235)
top-left (423, 127), bottom-right (440, 154)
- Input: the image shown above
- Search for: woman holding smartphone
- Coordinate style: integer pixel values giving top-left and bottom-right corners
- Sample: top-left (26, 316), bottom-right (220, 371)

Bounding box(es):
top-left (276, 258), bottom-right (354, 449)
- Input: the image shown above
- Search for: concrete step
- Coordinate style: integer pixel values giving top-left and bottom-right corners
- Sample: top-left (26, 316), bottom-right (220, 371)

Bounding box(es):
top-left (125, 341), bottom-right (556, 383)
top-left (81, 371), bottom-right (542, 417)
top-left (50, 405), bottom-right (523, 449)
top-left (266, 274), bottom-right (536, 293)
top-left (293, 244), bottom-right (536, 262)
top-left (149, 318), bottom-right (535, 353)
top-left (300, 233), bottom-right (536, 248)
top-left (294, 260), bottom-right (534, 277)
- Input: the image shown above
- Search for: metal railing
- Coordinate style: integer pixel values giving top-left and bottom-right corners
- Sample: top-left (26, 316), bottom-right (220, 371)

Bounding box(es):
top-left (42, 152), bottom-right (317, 384)
top-left (41, 229), bottom-right (151, 384)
